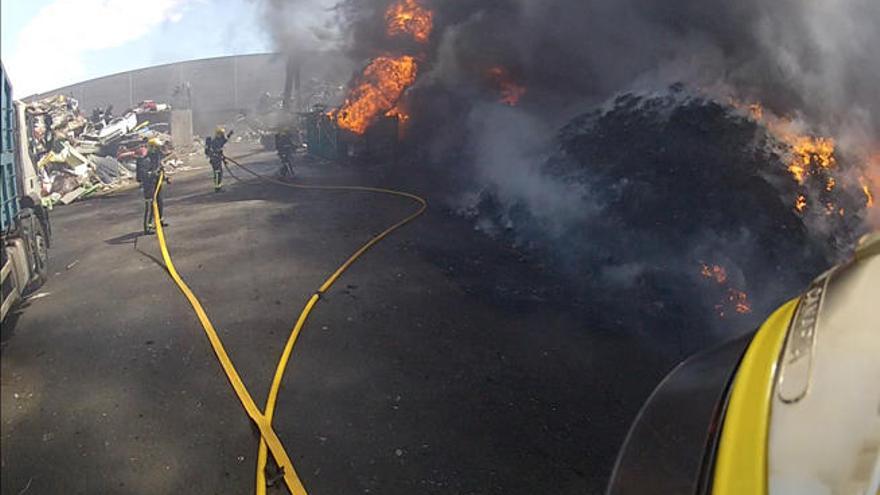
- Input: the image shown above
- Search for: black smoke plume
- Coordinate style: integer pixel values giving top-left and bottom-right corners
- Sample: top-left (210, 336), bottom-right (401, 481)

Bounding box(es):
top-left (259, 0), bottom-right (879, 351)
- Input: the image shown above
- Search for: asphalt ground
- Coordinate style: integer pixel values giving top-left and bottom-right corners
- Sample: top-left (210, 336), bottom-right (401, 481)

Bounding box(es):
top-left (1, 144), bottom-right (668, 495)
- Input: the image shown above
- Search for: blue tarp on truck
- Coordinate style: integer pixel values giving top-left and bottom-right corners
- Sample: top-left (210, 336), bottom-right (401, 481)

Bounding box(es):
top-left (1, 61), bottom-right (20, 233)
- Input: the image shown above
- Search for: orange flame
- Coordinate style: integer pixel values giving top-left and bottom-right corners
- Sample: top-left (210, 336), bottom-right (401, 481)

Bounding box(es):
top-left (385, 104), bottom-right (411, 139)
top-left (487, 66), bottom-right (527, 106)
top-left (861, 179), bottom-right (875, 208)
top-left (728, 288), bottom-right (752, 314)
top-left (385, 0), bottom-right (433, 44)
top-left (335, 55), bottom-right (418, 135)
top-left (730, 98), bottom-right (839, 185)
top-left (795, 194), bottom-right (807, 213)
top-left (700, 262), bottom-right (751, 318)
top-left (825, 176), bottom-right (836, 192)
top-left (700, 263), bottom-right (728, 284)
top-left (785, 135), bottom-right (836, 184)
top-left (385, 105), bottom-right (410, 122)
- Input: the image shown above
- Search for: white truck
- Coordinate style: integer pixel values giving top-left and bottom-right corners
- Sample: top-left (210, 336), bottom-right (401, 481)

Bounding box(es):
top-left (2, 61), bottom-right (51, 322)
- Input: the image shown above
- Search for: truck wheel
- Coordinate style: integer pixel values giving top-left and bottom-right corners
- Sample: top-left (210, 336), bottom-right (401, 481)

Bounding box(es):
top-left (32, 220), bottom-right (49, 283)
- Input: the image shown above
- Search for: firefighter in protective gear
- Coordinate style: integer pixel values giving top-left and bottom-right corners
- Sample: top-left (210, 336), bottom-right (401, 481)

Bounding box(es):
top-left (275, 128), bottom-right (295, 178)
top-left (136, 138), bottom-right (168, 234)
top-left (205, 126), bottom-right (233, 191)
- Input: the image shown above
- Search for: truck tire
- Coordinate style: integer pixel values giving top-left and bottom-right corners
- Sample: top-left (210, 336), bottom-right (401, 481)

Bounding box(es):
top-left (31, 218), bottom-right (49, 285)
top-left (18, 208), bottom-right (49, 293)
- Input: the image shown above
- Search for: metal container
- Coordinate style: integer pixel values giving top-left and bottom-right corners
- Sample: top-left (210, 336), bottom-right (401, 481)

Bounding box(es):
top-left (1, 61), bottom-right (20, 233)
top-left (304, 108), bottom-right (399, 163)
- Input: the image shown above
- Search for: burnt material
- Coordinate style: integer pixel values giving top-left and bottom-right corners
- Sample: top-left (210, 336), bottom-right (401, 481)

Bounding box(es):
top-left (467, 91), bottom-right (866, 355)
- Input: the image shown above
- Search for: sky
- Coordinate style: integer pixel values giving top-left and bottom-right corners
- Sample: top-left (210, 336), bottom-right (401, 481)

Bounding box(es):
top-left (1, 0), bottom-right (273, 98)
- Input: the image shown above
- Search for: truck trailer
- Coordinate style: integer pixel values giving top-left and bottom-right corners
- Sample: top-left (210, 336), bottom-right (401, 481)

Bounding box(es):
top-left (1, 61), bottom-right (51, 322)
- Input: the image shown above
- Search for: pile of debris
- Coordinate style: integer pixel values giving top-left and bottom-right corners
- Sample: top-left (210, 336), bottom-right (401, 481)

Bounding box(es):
top-left (25, 95), bottom-right (180, 205)
top-left (463, 89), bottom-right (870, 355)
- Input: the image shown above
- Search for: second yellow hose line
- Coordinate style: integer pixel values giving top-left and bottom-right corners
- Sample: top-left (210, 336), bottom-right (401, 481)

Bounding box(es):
top-left (224, 156), bottom-right (427, 495)
top-left (152, 155), bottom-right (427, 495)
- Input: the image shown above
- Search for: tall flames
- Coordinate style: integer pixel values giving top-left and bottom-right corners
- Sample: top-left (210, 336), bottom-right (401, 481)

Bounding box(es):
top-left (336, 56), bottom-right (418, 135)
top-left (335, 0), bottom-right (432, 135)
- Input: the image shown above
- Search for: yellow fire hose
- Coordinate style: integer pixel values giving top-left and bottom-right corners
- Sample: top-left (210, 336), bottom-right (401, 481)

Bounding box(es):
top-left (150, 156), bottom-right (427, 495)
top-left (223, 156), bottom-right (427, 494)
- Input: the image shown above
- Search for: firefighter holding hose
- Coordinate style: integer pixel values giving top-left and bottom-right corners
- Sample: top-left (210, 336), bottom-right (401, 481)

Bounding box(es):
top-left (205, 126), bottom-right (233, 192)
top-left (275, 128), bottom-right (295, 178)
top-left (136, 137), bottom-right (168, 234)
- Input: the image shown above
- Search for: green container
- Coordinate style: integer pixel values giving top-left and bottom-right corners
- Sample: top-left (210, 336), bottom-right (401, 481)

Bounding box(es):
top-left (304, 109), bottom-right (399, 164)
top-left (304, 110), bottom-right (341, 161)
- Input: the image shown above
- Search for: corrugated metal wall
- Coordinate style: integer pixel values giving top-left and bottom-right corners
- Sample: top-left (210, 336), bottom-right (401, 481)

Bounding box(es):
top-left (26, 53), bottom-right (351, 136)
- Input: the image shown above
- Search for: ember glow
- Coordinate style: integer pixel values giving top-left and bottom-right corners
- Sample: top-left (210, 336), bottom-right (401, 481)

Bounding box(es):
top-left (335, 55), bottom-right (418, 135)
top-left (734, 99), bottom-right (837, 182)
top-left (734, 100), bottom-right (849, 212)
top-left (727, 289), bottom-right (752, 315)
top-left (700, 262), bottom-right (751, 318)
top-left (487, 66), bottom-right (527, 106)
top-left (700, 263), bottom-right (727, 284)
top-left (795, 194), bottom-right (807, 213)
top-left (826, 176), bottom-right (836, 192)
top-left (385, 0), bottom-right (433, 44)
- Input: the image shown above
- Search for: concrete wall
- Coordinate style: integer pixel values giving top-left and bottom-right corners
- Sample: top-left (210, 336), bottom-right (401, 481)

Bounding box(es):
top-left (28, 52), bottom-right (352, 136)
top-left (170, 110), bottom-right (194, 151)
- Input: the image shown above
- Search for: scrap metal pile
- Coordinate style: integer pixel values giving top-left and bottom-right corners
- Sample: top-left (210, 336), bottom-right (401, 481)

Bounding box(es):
top-left (24, 95), bottom-right (181, 205)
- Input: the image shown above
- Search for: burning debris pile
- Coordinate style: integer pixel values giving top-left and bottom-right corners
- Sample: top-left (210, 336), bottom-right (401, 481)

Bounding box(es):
top-left (463, 90), bottom-right (872, 349)
top-left (259, 0), bottom-right (879, 352)
top-left (332, 0), bottom-right (432, 135)
top-left (728, 100), bottom-right (878, 220)
top-left (24, 95), bottom-right (179, 205)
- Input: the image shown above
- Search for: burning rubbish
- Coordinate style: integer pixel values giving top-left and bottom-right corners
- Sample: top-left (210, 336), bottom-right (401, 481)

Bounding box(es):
top-left (700, 262), bottom-right (752, 318)
top-left (700, 263), bottom-right (728, 284)
top-left (462, 90), bottom-right (868, 342)
top-left (795, 194), bottom-right (808, 213)
top-left (333, 0), bottom-right (432, 136)
top-left (385, 0), bottom-right (433, 43)
top-left (21, 94), bottom-right (182, 206)
top-left (273, 0), bottom-right (877, 350)
top-left (730, 100), bottom-right (876, 216)
top-left (335, 55), bottom-right (418, 135)
top-left (785, 136), bottom-right (836, 184)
